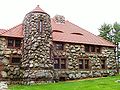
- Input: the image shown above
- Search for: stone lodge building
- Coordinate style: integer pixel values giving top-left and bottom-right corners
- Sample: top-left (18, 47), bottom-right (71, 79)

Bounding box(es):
top-left (0, 5), bottom-right (117, 84)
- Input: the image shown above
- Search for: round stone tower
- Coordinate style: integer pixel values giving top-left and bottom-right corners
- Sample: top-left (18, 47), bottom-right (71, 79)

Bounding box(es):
top-left (22, 5), bottom-right (53, 84)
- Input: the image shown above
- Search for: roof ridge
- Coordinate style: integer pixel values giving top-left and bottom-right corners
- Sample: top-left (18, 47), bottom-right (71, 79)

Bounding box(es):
top-left (1, 24), bottom-right (22, 35)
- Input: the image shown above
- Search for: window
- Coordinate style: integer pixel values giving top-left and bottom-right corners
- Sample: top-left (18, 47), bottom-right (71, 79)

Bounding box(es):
top-left (79, 59), bottom-right (83, 69)
top-left (11, 57), bottom-right (21, 64)
top-left (101, 60), bottom-right (106, 69)
top-left (38, 20), bottom-right (43, 32)
top-left (54, 58), bottom-right (66, 69)
top-left (54, 58), bottom-right (60, 69)
top-left (91, 45), bottom-right (95, 52)
top-left (15, 40), bottom-right (21, 47)
top-left (8, 39), bottom-right (14, 47)
top-left (85, 45), bottom-right (90, 52)
top-left (85, 45), bottom-right (101, 53)
top-left (79, 58), bottom-right (89, 70)
top-left (7, 38), bottom-right (21, 48)
top-left (54, 43), bottom-right (64, 50)
top-left (85, 59), bottom-right (89, 69)
top-left (96, 47), bottom-right (101, 53)
top-left (61, 58), bottom-right (66, 69)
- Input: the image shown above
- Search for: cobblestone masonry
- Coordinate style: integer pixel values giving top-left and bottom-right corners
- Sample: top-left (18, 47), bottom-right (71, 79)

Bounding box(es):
top-left (22, 11), bottom-right (53, 84)
top-left (0, 12), bottom-right (117, 84)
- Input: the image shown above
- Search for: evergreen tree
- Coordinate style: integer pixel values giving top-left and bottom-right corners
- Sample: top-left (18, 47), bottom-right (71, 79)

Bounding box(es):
top-left (99, 23), bottom-right (113, 42)
top-left (99, 22), bottom-right (120, 73)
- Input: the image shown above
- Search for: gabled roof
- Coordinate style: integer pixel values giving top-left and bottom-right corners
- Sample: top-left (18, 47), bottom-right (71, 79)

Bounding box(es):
top-left (0, 20), bottom-right (115, 47)
top-left (0, 24), bottom-right (23, 38)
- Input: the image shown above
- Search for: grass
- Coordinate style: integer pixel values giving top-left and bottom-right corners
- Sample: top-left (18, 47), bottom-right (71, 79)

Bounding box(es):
top-left (9, 75), bottom-right (120, 90)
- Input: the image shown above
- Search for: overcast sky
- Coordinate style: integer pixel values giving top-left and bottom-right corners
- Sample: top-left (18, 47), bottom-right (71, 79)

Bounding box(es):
top-left (0, 0), bottom-right (120, 35)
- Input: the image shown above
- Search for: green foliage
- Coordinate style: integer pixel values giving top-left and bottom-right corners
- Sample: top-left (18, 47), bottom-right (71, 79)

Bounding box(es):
top-left (113, 22), bottom-right (120, 44)
top-left (99, 22), bottom-right (120, 62)
top-left (99, 23), bottom-right (113, 42)
top-left (9, 75), bottom-right (120, 90)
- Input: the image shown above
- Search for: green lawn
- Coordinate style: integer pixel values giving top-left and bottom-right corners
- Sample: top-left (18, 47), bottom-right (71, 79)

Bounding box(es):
top-left (9, 75), bottom-right (120, 90)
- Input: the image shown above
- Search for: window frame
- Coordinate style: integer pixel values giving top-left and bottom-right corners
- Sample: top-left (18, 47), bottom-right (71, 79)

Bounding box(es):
top-left (54, 42), bottom-right (64, 50)
top-left (38, 20), bottom-right (43, 33)
top-left (10, 55), bottom-right (21, 65)
top-left (53, 57), bottom-right (67, 69)
top-left (101, 59), bottom-right (106, 69)
top-left (7, 38), bottom-right (22, 48)
top-left (7, 38), bottom-right (14, 47)
top-left (84, 44), bottom-right (101, 53)
top-left (79, 58), bottom-right (90, 70)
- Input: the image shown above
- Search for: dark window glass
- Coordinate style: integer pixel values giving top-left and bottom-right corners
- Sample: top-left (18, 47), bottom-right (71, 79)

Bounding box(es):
top-left (8, 39), bottom-right (14, 47)
top-left (54, 58), bottom-right (60, 69)
top-left (101, 60), bottom-right (106, 69)
top-left (96, 47), bottom-right (101, 53)
top-left (61, 58), bottom-right (66, 69)
top-left (91, 46), bottom-right (95, 52)
top-left (85, 45), bottom-right (90, 52)
top-left (11, 57), bottom-right (21, 64)
top-left (15, 40), bottom-right (21, 47)
top-left (85, 60), bottom-right (89, 69)
top-left (79, 59), bottom-right (83, 69)
top-left (55, 43), bottom-right (64, 50)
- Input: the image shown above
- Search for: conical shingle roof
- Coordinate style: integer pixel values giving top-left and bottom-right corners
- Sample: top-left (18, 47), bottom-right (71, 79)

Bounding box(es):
top-left (31, 5), bottom-right (46, 13)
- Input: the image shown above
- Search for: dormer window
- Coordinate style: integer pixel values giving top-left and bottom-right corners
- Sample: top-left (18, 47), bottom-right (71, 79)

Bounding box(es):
top-left (38, 20), bottom-right (43, 32)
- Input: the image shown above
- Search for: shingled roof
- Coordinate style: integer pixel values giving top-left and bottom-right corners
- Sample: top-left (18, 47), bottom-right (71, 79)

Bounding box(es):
top-left (30, 5), bottom-right (46, 13)
top-left (0, 24), bottom-right (23, 38)
top-left (0, 6), bottom-right (115, 47)
top-left (0, 18), bottom-right (115, 47)
top-left (51, 18), bottom-right (115, 47)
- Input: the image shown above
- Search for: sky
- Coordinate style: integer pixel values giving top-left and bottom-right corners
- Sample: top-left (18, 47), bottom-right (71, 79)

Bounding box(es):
top-left (0, 0), bottom-right (120, 35)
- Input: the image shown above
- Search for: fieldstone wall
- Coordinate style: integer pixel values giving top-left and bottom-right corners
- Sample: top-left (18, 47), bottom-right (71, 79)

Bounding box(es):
top-left (22, 11), bottom-right (53, 84)
top-left (0, 37), bottom-right (22, 84)
top-left (53, 43), bottom-right (117, 81)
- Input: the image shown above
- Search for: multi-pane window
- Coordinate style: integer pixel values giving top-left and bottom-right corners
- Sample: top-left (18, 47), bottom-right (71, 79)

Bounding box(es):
top-left (85, 45), bottom-right (101, 53)
top-left (11, 57), bottom-right (21, 64)
top-left (101, 60), bottom-right (106, 69)
top-left (54, 58), bottom-right (66, 69)
top-left (54, 43), bottom-right (64, 50)
top-left (79, 59), bottom-right (89, 70)
top-left (7, 38), bottom-right (21, 48)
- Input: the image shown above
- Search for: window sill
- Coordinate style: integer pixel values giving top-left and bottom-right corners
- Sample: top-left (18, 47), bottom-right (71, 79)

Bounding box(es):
top-left (7, 46), bottom-right (21, 49)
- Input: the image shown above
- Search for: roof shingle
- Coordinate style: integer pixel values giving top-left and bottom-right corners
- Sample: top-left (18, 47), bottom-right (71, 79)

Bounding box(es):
top-left (0, 19), bottom-right (115, 47)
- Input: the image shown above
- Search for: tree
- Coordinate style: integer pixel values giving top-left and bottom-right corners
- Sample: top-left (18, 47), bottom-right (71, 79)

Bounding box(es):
top-left (99, 23), bottom-right (113, 42)
top-left (99, 22), bottom-right (120, 73)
